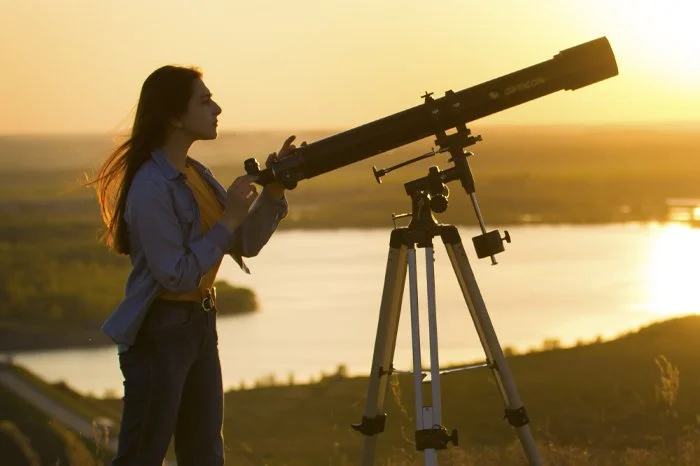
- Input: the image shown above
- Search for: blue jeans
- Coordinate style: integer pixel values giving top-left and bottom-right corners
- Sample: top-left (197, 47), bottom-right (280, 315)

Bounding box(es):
top-left (112, 299), bottom-right (224, 466)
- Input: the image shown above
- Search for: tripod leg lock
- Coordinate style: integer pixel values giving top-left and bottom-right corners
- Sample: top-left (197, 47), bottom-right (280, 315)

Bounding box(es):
top-left (351, 414), bottom-right (387, 436)
top-left (503, 406), bottom-right (530, 427)
top-left (415, 426), bottom-right (459, 450)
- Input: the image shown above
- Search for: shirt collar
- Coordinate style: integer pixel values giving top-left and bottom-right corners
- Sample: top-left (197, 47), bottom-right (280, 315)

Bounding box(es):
top-left (151, 148), bottom-right (183, 180)
top-left (151, 148), bottom-right (215, 182)
top-left (185, 157), bottom-right (211, 177)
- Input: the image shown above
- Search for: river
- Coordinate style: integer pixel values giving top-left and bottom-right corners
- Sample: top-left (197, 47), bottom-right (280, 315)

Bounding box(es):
top-left (12, 223), bottom-right (700, 396)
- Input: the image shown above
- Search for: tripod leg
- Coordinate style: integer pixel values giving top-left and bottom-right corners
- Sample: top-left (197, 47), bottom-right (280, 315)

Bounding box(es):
top-left (407, 246), bottom-right (438, 466)
top-left (422, 245), bottom-right (442, 466)
top-left (440, 227), bottom-right (543, 466)
top-left (407, 246), bottom-right (425, 433)
top-left (354, 230), bottom-right (409, 466)
top-left (424, 245), bottom-right (443, 426)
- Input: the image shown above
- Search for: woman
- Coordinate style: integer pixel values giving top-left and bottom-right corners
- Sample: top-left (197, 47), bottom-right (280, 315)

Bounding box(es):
top-left (90, 65), bottom-right (295, 465)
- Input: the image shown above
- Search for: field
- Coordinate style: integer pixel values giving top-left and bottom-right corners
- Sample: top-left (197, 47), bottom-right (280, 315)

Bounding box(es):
top-left (4, 315), bottom-right (700, 465)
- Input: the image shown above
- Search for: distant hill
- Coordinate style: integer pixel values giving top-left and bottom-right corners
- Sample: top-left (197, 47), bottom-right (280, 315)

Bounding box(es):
top-left (1, 123), bottom-right (699, 174)
top-left (2, 123), bottom-right (700, 227)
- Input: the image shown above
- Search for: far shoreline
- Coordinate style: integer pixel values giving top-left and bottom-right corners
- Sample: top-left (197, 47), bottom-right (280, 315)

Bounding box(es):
top-left (1, 309), bottom-right (257, 355)
top-left (0, 326), bottom-right (115, 355)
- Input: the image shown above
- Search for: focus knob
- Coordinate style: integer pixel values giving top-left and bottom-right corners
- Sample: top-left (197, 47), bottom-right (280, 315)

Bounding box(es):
top-left (430, 194), bottom-right (448, 213)
top-left (244, 158), bottom-right (261, 176)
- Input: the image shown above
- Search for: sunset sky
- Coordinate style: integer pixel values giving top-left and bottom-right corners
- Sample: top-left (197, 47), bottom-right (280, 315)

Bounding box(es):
top-left (1, 0), bottom-right (698, 134)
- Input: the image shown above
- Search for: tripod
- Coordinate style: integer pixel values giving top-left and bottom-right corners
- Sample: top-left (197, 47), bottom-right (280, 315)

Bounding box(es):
top-left (351, 120), bottom-right (542, 465)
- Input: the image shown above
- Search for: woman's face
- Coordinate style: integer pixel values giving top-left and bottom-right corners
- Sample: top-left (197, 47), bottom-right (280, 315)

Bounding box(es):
top-left (176, 78), bottom-right (222, 141)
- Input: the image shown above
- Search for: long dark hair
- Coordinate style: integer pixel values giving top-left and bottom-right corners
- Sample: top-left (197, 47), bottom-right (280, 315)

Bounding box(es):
top-left (88, 65), bottom-right (202, 255)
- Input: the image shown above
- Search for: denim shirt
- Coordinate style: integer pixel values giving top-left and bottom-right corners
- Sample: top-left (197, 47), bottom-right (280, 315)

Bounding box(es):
top-left (102, 149), bottom-right (288, 352)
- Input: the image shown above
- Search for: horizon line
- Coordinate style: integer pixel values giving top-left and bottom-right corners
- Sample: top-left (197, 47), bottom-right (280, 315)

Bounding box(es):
top-left (2, 119), bottom-right (700, 138)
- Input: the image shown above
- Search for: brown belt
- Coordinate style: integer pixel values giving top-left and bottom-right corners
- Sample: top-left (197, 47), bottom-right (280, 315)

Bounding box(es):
top-left (157, 287), bottom-right (217, 312)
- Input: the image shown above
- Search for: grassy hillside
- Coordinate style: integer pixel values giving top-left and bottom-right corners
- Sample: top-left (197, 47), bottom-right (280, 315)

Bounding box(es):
top-left (94, 314), bottom-right (700, 464)
top-left (0, 368), bottom-right (104, 465)
top-left (0, 212), bottom-right (258, 352)
top-left (6, 314), bottom-right (700, 464)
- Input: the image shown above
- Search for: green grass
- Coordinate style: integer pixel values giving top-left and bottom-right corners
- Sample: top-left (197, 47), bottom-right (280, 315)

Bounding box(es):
top-left (7, 314), bottom-right (700, 464)
top-left (0, 212), bottom-right (260, 349)
top-left (0, 382), bottom-right (89, 465)
top-left (89, 314), bottom-right (700, 465)
top-left (7, 364), bottom-right (121, 426)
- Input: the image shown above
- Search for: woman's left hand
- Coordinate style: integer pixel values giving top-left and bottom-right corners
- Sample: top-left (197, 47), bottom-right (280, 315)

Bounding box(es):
top-left (264, 135), bottom-right (306, 199)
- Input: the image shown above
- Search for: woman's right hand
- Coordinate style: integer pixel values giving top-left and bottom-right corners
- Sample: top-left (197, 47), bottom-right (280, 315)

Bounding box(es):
top-left (221, 174), bottom-right (259, 232)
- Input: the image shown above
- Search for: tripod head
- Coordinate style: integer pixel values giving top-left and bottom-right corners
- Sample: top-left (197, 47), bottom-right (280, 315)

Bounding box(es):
top-left (384, 117), bottom-right (510, 265)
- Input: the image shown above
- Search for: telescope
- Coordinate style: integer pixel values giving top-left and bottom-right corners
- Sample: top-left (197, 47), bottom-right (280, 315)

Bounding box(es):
top-left (245, 36), bottom-right (618, 188)
top-left (245, 38), bottom-right (618, 466)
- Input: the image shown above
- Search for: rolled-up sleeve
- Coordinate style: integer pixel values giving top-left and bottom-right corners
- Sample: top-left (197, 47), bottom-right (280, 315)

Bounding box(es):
top-left (229, 191), bottom-right (288, 258)
top-left (127, 179), bottom-right (227, 294)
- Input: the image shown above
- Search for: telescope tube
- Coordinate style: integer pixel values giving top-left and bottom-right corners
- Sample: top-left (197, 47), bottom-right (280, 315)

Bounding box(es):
top-left (254, 37), bottom-right (618, 187)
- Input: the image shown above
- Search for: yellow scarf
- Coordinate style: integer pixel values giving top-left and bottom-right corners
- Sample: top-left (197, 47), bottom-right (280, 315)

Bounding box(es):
top-left (160, 163), bottom-right (224, 301)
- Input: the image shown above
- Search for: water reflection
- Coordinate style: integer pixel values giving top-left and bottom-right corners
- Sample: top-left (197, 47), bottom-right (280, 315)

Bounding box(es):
top-left (645, 223), bottom-right (700, 316)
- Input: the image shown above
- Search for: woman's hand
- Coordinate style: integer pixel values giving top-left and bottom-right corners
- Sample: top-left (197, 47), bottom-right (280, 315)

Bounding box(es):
top-left (221, 174), bottom-right (259, 231)
top-left (264, 135), bottom-right (306, 199)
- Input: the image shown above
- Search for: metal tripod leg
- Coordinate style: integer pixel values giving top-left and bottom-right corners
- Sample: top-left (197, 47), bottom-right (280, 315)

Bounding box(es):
top-left (411, 244), bottom-right (441, 466)
top-left (353, 230), bottom-right (409, 466)
top-left (441, 226), bottom-right (543, 466)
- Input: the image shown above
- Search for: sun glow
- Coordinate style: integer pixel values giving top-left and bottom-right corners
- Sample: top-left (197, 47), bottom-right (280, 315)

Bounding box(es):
top-left (607, 2), bottom-right (700, 85)
top-left (1, 1), bottom-right (698, 133)
top-left (645, 224), bottom-right (700, 316)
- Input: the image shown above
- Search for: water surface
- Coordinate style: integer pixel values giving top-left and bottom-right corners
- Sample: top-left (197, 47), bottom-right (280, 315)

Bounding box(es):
top-left (13, 223), bottom-right (700, 395)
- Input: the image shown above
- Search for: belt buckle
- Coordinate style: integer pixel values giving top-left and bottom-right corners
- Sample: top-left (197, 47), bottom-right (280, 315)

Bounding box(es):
top-left (201, 294), bottom-right (214, 312)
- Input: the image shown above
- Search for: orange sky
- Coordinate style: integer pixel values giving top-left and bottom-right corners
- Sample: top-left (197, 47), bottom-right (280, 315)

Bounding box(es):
top-left (1, 0), bottom-right (698, 134)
